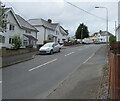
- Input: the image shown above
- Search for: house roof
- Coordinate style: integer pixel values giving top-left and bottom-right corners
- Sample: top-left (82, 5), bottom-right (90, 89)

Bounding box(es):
top-left (5, 8), bottom-right (11, 12)
top-left (28, 19), bottom-right (55, 30)
top-left (28, 18), bottom-right (69, 35)
top-left (41, 19), bottom-right (55, 30)
top-left (51, 23), bottom-right (59, 29)
top-left (5, 8), bottom-right (38, 32)
top-left (92, 31), bottom-right (112, 36)
top-left (60, 26), bottom-right (69, 35)
top-left (116, 25), bottom-right (120, 30)
top-left (15, 14), bottom-right (38, 31)
top-left (23, 34), bottom-right (38, 41)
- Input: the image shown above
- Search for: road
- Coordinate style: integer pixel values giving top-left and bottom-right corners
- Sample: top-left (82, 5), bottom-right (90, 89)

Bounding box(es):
top-left (2, 44), bottom-right (106, 99)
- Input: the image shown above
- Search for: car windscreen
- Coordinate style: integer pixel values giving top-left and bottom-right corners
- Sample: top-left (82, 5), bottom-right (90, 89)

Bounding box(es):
top-left (43, 43), bottom-right (53, 47)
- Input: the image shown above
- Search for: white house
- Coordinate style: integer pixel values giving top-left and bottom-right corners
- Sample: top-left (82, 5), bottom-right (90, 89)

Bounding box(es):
top-left (28, 19), bottom-right (69, 46)
top-left (91, 31), bottom-right (112, 43)
top-left (116, 1), bottom-right (120, 41)
top-left (0, 8), bottom-right (38, 48)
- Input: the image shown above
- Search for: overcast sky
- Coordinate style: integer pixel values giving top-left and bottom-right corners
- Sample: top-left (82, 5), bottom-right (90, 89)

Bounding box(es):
top-left (2, 0), bottom-right (120, 36)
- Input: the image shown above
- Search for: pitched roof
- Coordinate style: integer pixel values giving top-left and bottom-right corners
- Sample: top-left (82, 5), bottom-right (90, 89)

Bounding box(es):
top-left (93, 31), bottom-right (112, 36)
top-left (41, 19), bottom-right (55, 30)
top-left (28, 18), bottom-right (69, 35)
top-left (60, 26), bottom-right (69, 35)
top-left (51, 23), bottom-right (59, 29)
top-left (5, 8), bottom-right (38, 32)
top-left (5, 8), bottom-right (11, 12)
top-left (15, 14), bottom-right (38, 31)
top-left (28, 19), bottom-right (56, 30)
top-left (116, 25), bottom-right (120, 30)
top-left (100, 31), bottom-right (112, 36)
top-left (23, 34), bottom-right (38, 41)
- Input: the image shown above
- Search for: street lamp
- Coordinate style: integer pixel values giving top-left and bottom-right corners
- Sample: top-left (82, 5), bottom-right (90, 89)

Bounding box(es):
top-left (81, 27), bottom-right (83, 44)
top-left (95, 6), bottom-right (108, 50)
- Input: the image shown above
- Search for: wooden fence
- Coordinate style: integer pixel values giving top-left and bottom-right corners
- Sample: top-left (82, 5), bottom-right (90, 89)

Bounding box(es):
top-left (109, 41), bottom-right (120, 99)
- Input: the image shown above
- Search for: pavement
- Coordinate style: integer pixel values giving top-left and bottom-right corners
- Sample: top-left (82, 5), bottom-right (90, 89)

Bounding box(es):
top-left (2, 44), bottom-right (107, 99)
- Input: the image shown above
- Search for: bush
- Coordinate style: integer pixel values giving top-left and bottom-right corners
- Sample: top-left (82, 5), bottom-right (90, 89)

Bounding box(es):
top-left (43, 40), bottom-right (52, 44)
top-left (109, 35), bottom-right (116, 43)
top-left (12, 36), bottom-right (22, 49)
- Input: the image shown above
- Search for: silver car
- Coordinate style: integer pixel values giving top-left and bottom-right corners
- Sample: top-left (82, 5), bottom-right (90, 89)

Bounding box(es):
top-left (39, 42), bottom-right (61, 54)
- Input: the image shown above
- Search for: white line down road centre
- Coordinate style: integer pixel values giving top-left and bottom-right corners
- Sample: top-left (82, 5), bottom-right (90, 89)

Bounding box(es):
top-left (29, 58), bottom-right (58, 71)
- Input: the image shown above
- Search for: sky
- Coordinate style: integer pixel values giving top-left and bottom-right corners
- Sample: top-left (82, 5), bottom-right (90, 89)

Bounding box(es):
top-left (2, 0), bottom-right (120, 37)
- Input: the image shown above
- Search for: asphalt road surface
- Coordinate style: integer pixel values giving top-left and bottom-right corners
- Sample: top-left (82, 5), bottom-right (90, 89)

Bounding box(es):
top-left (2, 44), bottom-right (106, 99)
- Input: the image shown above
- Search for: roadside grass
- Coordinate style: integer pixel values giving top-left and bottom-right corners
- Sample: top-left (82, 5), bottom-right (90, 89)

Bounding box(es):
top-left (103, 64), bottom-right (108, 71)
top-left (97, 64), bottom-right (109, 99)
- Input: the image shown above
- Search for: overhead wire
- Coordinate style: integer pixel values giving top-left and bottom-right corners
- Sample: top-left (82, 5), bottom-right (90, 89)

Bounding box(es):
top-left (64, 0), bottom-right (106, 21)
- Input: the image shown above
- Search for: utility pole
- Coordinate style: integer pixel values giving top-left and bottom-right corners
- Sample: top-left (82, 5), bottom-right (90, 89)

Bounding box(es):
top-left (95, 6), bottom-right (109, 51)
top-left (115, 21), bottom-right (117, 37)
top-left (81, 28), bottom-right (83, 44)
top-left (0, 1), bottom-right (2, 8)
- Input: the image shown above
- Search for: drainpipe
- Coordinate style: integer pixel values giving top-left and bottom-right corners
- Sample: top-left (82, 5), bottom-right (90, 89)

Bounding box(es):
top-left (44, 27), bottom-right (46, 41)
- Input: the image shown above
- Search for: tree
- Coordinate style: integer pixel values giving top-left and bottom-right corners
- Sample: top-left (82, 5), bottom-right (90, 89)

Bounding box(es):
top-left (75, 23), bottom-right (89, 39)
top-left (0, 2), bottom-right (8, 32)
top-left (12, 36), bottom-right (22, 49)
top-left (109, 35), bottom-right (116, 43)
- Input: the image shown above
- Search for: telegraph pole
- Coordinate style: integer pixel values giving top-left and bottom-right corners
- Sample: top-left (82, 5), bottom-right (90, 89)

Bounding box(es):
top-left (115, 21), bottom-right (117, 37)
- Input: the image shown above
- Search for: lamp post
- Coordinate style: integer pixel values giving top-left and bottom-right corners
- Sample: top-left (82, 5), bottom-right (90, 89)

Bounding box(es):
top-left (95, 6), bottom-right (108, 50)
top-left (81, 27), bottom-right (83, 44)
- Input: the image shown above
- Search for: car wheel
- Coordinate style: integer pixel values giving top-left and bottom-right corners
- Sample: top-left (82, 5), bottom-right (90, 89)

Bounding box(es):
top-left (58, 48), bottom-right (61, 52)
top-left (50, 50), bottom-right (53, 55)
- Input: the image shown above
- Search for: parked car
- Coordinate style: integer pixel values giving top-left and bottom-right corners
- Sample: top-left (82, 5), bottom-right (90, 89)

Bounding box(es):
top-left (39, 42), bottom-right (61, 54)
top-left (94, 41), bottom-right (100, 44)
top-left (85, 42), bottom-right (91, 44)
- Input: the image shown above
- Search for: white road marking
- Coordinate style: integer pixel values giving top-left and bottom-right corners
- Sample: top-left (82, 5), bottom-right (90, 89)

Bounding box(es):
top-left (29, 58), bottom-right (58, 71)
top-left (83, 53), bottom-right (95, 64)
top-left (64, 52), bottom-right (75, 57)
top-left (0, 81), bottom-right (2, 84)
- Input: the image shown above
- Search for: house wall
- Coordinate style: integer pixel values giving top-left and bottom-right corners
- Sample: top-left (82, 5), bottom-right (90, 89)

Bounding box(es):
top-left (98, 36), bottom-right (107, 42)
top-left (55, 25), bottom-right (61, 43)
top-left (55, 25), bottom-right (68, 43)
top-left (4, 11), bottom-right (23, 48)
top-left (3, 11), bottom-right (37, 48)
top-left (45, 28), bottom-right (54, 40)
top-left (35, 26), bottom-right (44, 45)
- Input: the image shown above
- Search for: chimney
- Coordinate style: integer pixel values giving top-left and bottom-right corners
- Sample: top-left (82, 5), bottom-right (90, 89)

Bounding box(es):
top-left (48, 19), bottom-right (52, 23)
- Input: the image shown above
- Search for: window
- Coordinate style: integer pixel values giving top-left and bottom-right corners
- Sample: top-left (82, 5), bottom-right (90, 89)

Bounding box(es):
top-left (0, 36), bottom-right (5, 43)
top-left (2, 36), bottom-right (5, 43)
top-left (0, 36), bottom-right (2, 43)
top-left (25, 30), bottom-right (31, 34)
top-left (56, 31), bottom-right (59, 35)
top-left (9, 38), bottom-right (14, 44)
top-left (9, 38), bottom-right (12, 44)
top-left (23, 40), bottom-right (28, 46)
top-left (9, 24), bottom-right (15, 30)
